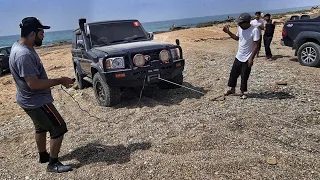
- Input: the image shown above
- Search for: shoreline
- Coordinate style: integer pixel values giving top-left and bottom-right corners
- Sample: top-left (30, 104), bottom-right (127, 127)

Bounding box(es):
top-left (154, 6), bottom-right (319, 33)
top-left (37, 6), bottom-right (319, 48)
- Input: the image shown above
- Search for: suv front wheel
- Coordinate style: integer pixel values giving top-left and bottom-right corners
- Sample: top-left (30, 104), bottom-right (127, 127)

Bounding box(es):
top-left (297, 42), bottom-right (320, 67)
top-left (93, 73), bottom-right (121, 107)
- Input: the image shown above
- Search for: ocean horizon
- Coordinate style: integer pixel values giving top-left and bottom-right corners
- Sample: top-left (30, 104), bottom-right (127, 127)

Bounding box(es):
top-left (0, 5), bottom-right (316, 47)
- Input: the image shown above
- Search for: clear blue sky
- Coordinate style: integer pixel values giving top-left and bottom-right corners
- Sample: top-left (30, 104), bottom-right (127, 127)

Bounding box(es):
top-left (0, 0), bottom-right (318, 36)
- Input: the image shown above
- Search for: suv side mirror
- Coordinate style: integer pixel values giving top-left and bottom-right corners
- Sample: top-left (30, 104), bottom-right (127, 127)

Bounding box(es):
top-left (147, 32), bottom-right (154, 40)
top-left (77, 40), bottom-right (85, 49)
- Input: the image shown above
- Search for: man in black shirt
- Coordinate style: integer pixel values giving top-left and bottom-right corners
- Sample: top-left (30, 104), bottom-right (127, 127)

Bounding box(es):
top-left (263, 14), bottom-right (284, 60)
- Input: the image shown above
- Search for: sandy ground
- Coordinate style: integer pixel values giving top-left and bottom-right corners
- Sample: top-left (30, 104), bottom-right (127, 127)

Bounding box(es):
top-left (1, 11), bottom-right (320, 179)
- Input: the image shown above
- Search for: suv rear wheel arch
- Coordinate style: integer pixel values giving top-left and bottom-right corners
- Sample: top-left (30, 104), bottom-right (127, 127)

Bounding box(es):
top-left (91, 67), bottom-right (98, 78)
top-left (297, 38), bottom-right (320, 49)
top-left (74, 63), bottom-right (90, 89)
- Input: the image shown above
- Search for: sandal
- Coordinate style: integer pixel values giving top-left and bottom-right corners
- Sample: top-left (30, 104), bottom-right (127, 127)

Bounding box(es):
top-left (224, 89), bottom-right (235, 96)
top-left (240, 94), bottom-right (247, 99)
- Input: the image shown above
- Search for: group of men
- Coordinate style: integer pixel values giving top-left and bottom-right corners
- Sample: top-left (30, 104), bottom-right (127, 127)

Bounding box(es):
top-left (223, 11), bottom-right (284, 99)
top-left (250, 11), bottom-right (284, 59)
top-left (8, 12), bottom-right (284, 173)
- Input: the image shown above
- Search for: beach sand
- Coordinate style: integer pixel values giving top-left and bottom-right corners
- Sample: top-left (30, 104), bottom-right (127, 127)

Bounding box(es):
top-left (0, 8), bottom-right (320, 179)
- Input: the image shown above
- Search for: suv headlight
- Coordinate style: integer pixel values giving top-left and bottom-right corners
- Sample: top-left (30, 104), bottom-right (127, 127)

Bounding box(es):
top-left (170, 48), bottom-right (180, 60)
top-left (159, 50), bottom-right (170, 63)
top-left (105, 57), bottom-right (125, 69)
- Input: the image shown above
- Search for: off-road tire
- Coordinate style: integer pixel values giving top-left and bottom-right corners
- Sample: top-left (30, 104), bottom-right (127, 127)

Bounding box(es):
top-left (93, 73), bottom-right (121, 107)
top-left (75, 69), bottom-right (90, 89)
top-left (297, 42), bottom-right (320, 67)
top-left (157, 72), bottom-right (183, 89)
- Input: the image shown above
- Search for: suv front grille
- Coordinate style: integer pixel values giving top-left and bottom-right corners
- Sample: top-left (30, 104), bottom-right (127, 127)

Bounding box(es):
top-left (131, 49), bottom-right (164, 67)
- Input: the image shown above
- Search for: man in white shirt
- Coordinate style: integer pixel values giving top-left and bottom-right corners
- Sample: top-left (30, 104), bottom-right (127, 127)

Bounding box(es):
top-left (250, 11), bottom-right (264, 57)
top-left (223, 13), bottom-right (260, 99)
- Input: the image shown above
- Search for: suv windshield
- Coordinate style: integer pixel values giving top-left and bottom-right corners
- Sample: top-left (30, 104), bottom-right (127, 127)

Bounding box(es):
top-left (89, 21), bottom-right (148, 46)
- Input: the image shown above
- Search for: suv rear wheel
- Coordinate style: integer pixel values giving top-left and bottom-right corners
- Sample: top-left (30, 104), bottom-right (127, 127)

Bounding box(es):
top-left (297, 42), bottom-right (320, 67)
top-left (157, 72), bottom-right (183, 89)
top-left (93, 73), bottom-right (121, 107)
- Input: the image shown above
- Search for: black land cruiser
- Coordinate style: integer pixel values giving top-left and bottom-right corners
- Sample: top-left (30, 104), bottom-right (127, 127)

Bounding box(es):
top-left (72, 19), bottom-right (185, 107)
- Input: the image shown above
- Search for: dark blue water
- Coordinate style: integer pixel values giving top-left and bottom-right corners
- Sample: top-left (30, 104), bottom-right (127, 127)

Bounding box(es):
top-left (0, 6), bottom-right (315, 47)
top-left (0, 30), bottom-right (73, 47)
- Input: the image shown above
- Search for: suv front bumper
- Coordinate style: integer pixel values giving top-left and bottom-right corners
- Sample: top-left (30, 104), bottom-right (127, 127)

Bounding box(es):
top-left (102, 59), bottom-right (185, 87)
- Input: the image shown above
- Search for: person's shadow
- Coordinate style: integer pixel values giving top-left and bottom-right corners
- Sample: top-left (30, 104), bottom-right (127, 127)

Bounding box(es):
top-left (60, 141), bottom-right (151, 168)
top-left (247, 91), bottom-right (295, 100)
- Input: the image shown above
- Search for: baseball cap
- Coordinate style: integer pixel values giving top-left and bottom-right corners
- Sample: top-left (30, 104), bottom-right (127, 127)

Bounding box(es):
top-left (19, 17), bottom-right (50, 30)
top-left (235, 13), bottom-right (252, 24)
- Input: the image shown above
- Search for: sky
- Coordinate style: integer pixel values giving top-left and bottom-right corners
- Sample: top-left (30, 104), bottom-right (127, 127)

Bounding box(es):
top-left (0, 0), bottom-right (319, 36)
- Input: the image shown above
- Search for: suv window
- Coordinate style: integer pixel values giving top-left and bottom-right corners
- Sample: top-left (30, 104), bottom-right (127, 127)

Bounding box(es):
top-left (0, 48), bottom-right (8, 56)
top-left (89, 21), bottom-right (147, 46)
top-left (6, 47), bottom-right (11, 54)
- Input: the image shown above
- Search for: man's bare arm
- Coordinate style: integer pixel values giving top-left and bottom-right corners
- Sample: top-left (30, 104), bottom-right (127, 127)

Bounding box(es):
top-left (272, 19), bottom-right (285, 24)
top-left (259, 25), bottom-right (265, 30)
top-left (24, 76), bottom-right (74, 90)
top-left (251, 41), bottom-right (259, 59)
top-left (227, 31), bottom-right (240, 41)
top-left (248, 41), bottom-right (259, 66)
top-left (24, 76), bottom-right (61, 90)
top-left (223, 25), bottom-right (239, 41)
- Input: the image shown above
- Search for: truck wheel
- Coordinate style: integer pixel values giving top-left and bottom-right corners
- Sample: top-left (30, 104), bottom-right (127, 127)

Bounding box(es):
top-left (93, 73), bottom-right (121, 107)
top-left (0, 65), bottom-right (3, 76)
top-left (76, 69), bottom-right (90, 89)
top-left (157, 73), bottom-right (183, 89)
top-left (297, 42), bottom-right (320, 67)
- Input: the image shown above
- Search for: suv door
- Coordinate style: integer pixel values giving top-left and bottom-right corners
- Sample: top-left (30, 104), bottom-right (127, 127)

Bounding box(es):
top-left (0, 48), bottom-right (10, 70)
top-left (74, 32), bottom-right (91, 75)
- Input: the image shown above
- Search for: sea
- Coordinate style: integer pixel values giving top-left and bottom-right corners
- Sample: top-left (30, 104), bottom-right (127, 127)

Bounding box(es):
top-left (0, 6), bottom-right (316, 47)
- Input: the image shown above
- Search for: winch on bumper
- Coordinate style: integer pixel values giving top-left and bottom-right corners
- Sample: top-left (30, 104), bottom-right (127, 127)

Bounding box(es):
top-left (102, 59), bottom-right (185, 87)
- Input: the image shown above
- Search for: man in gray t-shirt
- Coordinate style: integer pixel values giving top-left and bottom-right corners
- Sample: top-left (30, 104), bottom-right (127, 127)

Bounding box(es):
top-left (9, 17), bottom-right (74, 173)
top-left (10, 41), bottom-right (54, 108)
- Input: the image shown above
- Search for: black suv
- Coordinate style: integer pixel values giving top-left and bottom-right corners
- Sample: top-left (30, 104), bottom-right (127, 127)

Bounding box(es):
top-left (0, 46), bottom-right (11, 76)
top-left (72, 19), bottom-right (185, 107)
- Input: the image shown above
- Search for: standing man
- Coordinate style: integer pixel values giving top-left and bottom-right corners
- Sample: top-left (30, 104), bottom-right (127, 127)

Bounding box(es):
top-left (250, 11), bottom-right (264, 58)
top-left (223, 13), bottom-right (260, 99)
top-left (263, 13), bottom-right (284, 60)
top-left (9, 17), bottom-right (74, 173)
